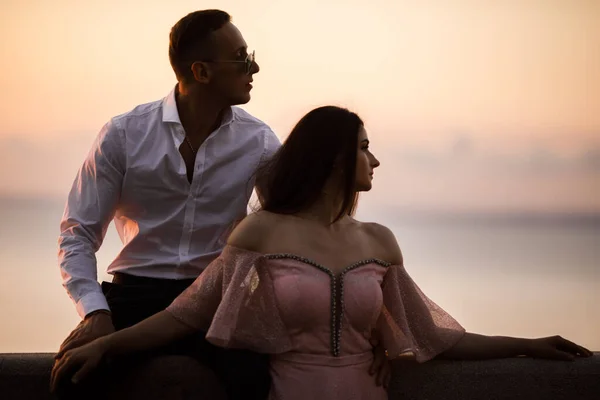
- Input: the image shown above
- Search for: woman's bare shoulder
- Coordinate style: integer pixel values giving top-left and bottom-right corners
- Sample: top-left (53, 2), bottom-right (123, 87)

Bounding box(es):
top-left (359, 221), bottom-right (403, 265)
top-left (226, 211), bottom-right (281, 251)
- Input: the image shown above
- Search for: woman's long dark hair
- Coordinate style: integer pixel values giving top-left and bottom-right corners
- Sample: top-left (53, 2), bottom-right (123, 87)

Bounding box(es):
top-left (256, 106), bottom-right (364, 223)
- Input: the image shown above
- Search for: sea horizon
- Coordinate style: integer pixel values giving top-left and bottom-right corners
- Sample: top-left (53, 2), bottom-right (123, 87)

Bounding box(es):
top-left (0, 194), bottom-right (598, 353)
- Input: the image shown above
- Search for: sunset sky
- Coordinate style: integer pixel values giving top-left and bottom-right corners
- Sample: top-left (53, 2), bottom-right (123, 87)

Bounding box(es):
top-left (0, 0), bottom-right (599, 353)
top-left (1, 0), bottom-right (598, 212)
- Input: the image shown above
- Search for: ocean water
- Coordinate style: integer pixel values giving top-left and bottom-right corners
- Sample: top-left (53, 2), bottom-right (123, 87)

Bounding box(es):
top-left (0, 197), bottom-right (598, 352)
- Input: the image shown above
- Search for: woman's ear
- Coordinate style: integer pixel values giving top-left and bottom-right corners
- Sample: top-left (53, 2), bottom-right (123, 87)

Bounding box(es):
top-left (332, 156), bottom-right (345, 173)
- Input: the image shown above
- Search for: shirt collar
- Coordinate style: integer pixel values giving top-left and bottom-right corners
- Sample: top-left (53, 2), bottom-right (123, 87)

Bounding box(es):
top-left (162, 86), bottom-right (181, 124)
top-left (162, 85), bottom-right (236, 128)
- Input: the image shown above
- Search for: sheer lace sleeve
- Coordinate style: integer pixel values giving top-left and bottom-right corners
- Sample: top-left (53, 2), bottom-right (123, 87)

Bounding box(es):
top-left (377, 263), bottom-right (466, 362)
top-left (166, 245), bottom-right (292, 354)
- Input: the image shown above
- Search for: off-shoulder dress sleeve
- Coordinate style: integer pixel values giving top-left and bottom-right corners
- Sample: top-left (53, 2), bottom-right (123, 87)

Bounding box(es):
top-left (166, 245), bottom-right (293, 354)
top-left (377, 263), bottom-right (466, 362)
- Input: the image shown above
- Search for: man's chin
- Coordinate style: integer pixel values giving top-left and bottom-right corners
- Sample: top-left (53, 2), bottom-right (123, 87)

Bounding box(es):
top-left (229, 93), bottom-right (251, 106)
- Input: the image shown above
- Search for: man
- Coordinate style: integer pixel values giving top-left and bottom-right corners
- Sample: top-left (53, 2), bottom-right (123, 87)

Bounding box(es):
top-left (53, 8), bottom-right (390, 399)
top-left (54, 9), bottom-right (277, 399)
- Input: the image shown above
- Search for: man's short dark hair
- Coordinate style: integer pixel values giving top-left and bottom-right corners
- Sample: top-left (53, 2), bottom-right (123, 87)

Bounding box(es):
top-left (169, 10), bottom-right (231, 82)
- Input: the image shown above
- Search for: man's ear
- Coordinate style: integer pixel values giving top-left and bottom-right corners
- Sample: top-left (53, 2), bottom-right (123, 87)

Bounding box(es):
top-left (191, 61), bottom-right (211, 83)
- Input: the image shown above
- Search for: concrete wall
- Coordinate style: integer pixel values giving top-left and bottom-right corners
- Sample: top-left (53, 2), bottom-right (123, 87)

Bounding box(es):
top-left (1, 353), bottom-right (599, 399)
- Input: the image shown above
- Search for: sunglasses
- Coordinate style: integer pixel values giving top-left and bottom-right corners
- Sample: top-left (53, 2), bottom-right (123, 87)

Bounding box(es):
top-left (194, 50), bottom-right (256, 75)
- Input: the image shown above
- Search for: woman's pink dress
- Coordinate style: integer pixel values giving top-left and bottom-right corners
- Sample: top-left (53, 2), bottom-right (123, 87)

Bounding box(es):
top-left (166, 245), bottom-right (465, 400)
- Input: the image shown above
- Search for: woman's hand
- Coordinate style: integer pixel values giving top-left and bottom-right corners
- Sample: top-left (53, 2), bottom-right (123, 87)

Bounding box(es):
top-left (50, 337), bottom-right (110, 392)
top-left (440, 332), bottom-right (594, 361)
top-left (525, 335), bottom-right (593, 361)
top-left (369, 335), bottom-right (392, 388)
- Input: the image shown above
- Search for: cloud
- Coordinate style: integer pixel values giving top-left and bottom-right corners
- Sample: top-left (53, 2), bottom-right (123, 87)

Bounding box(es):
top-left (0, 131), bottom-right (598, 212)
top-left (0, 132), bottom-right (97, 198)
top-left (449, 134), bottom-right (475, 158)
top-left (580, 148), bottom-right (600, 172)
top-left (380, 133), bottom-right (600, 177)
top-left (367, 134), bottom-right (600, 212)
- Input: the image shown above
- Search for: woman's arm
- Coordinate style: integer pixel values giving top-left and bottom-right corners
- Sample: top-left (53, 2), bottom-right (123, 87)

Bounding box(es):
top-left (369, 223), bottom-right (593, 363)
top-left (51, 310), bottom-right (196, 391)
top-left (438, 332), bottom-right (528, 360)
top-left (440, 332), bottom-right (593, 361)
top-left (103, 310), bottom-right (194, 357)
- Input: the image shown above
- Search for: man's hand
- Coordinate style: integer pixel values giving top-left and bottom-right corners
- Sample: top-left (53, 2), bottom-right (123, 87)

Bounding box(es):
top-left (55, 312), bottom-right (115, 360)
top-left (50, 337), bottom-right (110, 392)
top-left (369, 337), bottom-right (391, 388)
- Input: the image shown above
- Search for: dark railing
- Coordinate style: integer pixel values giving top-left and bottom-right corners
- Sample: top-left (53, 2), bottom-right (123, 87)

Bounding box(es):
top-left (1, 353), bottom-right (599, 399)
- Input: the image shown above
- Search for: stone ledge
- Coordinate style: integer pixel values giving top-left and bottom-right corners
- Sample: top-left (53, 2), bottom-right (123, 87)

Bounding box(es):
top-left (0, 353), bottom-right (598, 399)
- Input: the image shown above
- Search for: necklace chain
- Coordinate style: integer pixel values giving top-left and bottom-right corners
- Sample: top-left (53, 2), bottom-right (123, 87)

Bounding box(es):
top-left (184, 136), bottom-right (197, 154)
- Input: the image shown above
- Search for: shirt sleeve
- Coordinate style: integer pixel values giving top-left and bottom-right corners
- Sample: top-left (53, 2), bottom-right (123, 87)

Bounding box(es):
top-left (58, 119), bottom-right (126, 318)
top-left (260, 127), bottom-right (281, 165)
top-left (254, 127), bottom-right (281, 205)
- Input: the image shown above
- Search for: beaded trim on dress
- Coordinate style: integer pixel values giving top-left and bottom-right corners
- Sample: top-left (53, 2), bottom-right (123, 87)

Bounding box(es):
top-left (264, 253), bottom-right (392, 357)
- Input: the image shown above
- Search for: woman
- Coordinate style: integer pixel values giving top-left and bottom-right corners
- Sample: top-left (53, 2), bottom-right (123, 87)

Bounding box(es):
top-left (51, 106), bottom-right (592, 399)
